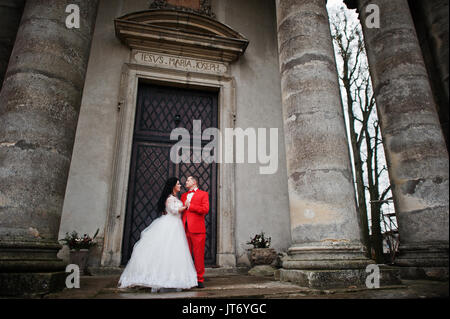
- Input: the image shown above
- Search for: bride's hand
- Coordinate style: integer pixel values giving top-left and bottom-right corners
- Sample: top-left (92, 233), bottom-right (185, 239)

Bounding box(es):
top-left (178, 206), bottom-right (186, 213)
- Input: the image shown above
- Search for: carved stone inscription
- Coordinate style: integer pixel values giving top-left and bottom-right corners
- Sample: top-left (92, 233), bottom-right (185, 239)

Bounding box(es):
top-left (133, 50), bottom-right (228, 75)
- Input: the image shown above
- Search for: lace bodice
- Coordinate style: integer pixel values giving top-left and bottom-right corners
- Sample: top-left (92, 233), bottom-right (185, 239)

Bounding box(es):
top-left (165, 195), bottom-right (183, 216)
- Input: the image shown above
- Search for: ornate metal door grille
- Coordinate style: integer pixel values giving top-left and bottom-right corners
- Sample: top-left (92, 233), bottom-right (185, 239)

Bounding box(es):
top-left (121, 82), bottom-right (218, 266)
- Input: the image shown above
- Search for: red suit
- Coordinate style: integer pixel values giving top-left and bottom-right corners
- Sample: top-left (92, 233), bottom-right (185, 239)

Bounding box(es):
top-left (181, 188), bottom-right (209, 283)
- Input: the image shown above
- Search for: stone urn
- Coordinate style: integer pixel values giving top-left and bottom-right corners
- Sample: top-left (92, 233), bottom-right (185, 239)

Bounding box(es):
top-left (249, 248), bottom-right (277, 266)
top-left (248, 248), bottom-right (278, 277)
top-left (69, 249), bottom-right (90, 275)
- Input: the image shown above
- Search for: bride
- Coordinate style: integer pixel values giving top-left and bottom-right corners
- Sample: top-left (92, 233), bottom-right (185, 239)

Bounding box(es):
top-left (118, 177), bottom-right (198, 290)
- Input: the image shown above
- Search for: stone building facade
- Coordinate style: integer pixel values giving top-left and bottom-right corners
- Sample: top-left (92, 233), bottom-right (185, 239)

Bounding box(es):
top-left (0, 0), bottom-right (448, 295)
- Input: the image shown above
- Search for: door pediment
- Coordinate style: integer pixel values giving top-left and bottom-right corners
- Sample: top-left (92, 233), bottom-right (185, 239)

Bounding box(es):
top-left (115, 9), bottom-right (249, 62)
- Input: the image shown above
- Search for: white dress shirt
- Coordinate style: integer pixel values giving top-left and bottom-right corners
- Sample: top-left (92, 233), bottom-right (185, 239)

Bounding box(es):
top-left (186, 187), bottom-right (198, 208)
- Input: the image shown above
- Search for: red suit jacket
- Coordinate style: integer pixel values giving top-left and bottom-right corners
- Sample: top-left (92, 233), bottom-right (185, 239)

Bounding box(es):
top-left (181, 189), bottom-right (209, 233)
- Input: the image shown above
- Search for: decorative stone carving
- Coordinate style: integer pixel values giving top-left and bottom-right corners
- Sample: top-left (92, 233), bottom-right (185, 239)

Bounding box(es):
top-left (149, 0), bottom-right (215, 18)
top-left (149, 0), bottom-right (167, 9)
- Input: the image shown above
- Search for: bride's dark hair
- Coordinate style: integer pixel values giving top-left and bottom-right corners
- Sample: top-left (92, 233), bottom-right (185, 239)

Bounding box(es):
top-left (157, 177), bottom-right (179, 214)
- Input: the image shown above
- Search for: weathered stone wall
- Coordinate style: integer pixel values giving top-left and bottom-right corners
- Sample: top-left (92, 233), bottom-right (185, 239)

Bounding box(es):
top-left (213, 0), bottom-right (291, 266)
top-left (57, 0), bottom-right (131, 267)
top-left (58, 0), bottom-right (291, 267)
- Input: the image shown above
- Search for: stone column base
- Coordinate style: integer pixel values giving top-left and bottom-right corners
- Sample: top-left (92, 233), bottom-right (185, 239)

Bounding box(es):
top-left (0, 272), bottom-right (67, 297)
top-left (279, 266), bottom-right (402, 289)
top-left (0, 240), bottom-right (68, 296)
top-left (279, 244), bottom-right (402, 289)
top-left (281, 243), bottom-right (374, 270)
top-left (394, 242), bottom-right (449, 280)
top-left (394, 242), bottom-right (449, 268)
top-left (396, 266), bottom-right (449, 281)
top-left (0, 240), bottom-right (66, 271)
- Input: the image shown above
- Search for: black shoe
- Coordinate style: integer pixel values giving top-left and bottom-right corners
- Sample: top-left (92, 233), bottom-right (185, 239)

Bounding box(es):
top-left (197, 282), bottom-right (205, 288)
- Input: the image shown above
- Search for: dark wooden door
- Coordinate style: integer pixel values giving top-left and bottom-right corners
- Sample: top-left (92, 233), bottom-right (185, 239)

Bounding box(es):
top-left (121, 82), bottom-right (218, 266)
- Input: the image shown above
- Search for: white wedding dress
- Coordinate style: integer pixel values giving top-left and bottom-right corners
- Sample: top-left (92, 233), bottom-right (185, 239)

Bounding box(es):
top-left (118, 195), bottom-right (198, 289)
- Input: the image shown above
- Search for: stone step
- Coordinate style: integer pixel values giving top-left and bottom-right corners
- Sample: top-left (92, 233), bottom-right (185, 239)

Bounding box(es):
top-left (41, 274), bottom-right (449, 299)
top-left (87, 266), bottom-right (251, 277)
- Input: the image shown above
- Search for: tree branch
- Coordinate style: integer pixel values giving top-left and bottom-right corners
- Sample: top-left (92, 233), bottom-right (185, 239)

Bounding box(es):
top-left (380, 185), bottom-right (392, 201)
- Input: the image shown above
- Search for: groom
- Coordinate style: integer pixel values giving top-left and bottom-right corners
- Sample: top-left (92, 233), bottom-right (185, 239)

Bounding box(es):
top-left (181, 175), bottom-right (209, 288)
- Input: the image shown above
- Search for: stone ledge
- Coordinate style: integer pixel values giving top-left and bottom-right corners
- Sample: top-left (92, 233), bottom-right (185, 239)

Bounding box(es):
top-left (205, 266), bottom-right (250, 276)
top-left (87, 266), bottom-right (250, 277)
top-left (0, 272), bottom-right (66, 297)
top-left (88, 267), bottom-right (123, 276)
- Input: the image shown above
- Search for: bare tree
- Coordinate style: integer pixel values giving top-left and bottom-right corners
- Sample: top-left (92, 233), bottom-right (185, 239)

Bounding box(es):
top-left (329, 5), bottom-right (393, 263)
top-left (358, 77), bottom-right (392, 263)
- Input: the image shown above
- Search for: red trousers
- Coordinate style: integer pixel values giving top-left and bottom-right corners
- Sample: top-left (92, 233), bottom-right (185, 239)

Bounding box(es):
top-left (185, 229), bottom-right (205, 283)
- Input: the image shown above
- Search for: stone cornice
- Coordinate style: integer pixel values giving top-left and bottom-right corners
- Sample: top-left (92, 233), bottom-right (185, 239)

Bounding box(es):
top-left (114, 9), bottom-right (249, 62)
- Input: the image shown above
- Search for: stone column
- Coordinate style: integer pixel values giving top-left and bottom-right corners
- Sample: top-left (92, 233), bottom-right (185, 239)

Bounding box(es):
top-left (412, 0), bottom-right (449, 150)
top-left (346, 0), bottom-right (449, 278)
top-left (0, 0), bottom-right (25, 89)
top-left (275, 0), bottom-right (376, 289)
top-left (0, 0), bottom-right (99, 296)
top-left (417, 0), bottom-right (448, 109)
